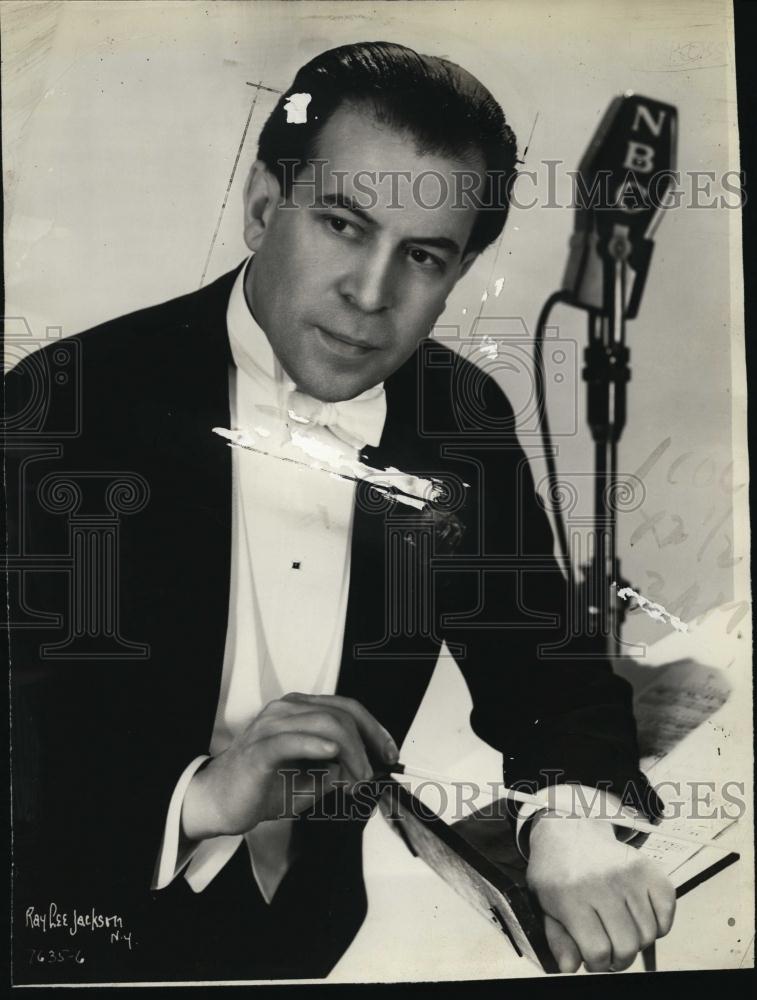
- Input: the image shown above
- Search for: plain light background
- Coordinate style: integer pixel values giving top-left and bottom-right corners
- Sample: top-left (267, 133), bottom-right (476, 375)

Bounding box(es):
top-left (2, 0), bottom-right (752, 978)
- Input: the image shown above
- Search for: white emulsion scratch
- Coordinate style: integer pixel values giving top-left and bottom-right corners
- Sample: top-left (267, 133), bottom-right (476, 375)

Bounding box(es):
top-left (212, 426), bottom-right (444, 510)
top-left (287, 408), bottom-right (310, 424)
top-left (479, 335), bottom-right (498, 359)
top-left (284, 93), bottom-right (311, 124)
top-left (494, 277), bottom-right (505, 297)
top-left (615, 584), bottom-right (689, 633)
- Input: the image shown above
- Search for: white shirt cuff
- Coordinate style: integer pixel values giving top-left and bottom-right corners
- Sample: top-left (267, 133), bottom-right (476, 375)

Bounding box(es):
top-left (151, 755), bottom-right (210, 890)
top-left (514, 783), bottom-right (641, 859)
top-left (149, 756), bottom-right (290, 903)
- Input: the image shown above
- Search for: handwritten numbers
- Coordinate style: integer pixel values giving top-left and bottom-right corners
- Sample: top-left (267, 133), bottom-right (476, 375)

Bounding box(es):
top-left (28, 948), bottom-right (85, 965)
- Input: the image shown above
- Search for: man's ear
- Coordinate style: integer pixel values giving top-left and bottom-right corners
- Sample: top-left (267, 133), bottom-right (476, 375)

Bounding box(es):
top-left (243, 160), bottom-right (281, 252)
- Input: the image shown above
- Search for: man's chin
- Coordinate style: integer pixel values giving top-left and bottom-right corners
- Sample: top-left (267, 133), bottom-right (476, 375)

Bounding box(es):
top-left (291, 368), bottom-right (380, 403)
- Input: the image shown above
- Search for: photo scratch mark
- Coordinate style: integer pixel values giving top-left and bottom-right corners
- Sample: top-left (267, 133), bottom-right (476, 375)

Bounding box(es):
top-left (213, 426), bottom-right (448, 510)
top-left (615, 583), bottom-right (689, 633)
top-left (478, 335), bottom-right (498, 359)
top-left (520, 110), bottom-right (540, 162)
top-left (284, 92), bottom-right (311, 123)
top-left (200, 82), bottom-right (265, 287)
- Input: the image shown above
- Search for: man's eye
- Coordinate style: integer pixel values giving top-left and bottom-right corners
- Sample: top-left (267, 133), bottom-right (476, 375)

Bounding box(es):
top-left (408, 247), bottom-right (443, 270)
top-left (325, 215), bottom-right (358, 237)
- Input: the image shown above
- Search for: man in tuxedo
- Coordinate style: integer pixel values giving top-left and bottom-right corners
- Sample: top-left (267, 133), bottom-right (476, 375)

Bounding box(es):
top-left (7, 41), bottom-right (675, 983)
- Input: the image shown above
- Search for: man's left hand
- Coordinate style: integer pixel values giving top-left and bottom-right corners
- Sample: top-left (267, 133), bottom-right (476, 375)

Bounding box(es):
top-left (526, 812), bottom-right (676, 973)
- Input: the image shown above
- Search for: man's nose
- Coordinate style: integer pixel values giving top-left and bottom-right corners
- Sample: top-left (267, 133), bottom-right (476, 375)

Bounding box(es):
top-left (338, 245), bottom-right (395, 314)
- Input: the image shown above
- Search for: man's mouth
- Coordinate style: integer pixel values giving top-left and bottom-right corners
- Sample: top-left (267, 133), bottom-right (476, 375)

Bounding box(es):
top-left (314, 325), bottom-right (379, 358)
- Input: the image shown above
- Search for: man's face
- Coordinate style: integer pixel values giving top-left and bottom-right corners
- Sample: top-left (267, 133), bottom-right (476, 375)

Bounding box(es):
top-left (244, 103), bottom-right (484, 401)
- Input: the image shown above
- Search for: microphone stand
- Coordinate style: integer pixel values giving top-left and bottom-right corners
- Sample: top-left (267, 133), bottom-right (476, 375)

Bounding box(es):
top-left (537, 221), bottom-right (657, 660)
top-left (541, 93), bottom-right (676, 660)
top-left (582, 224), bottom-right (633, 658)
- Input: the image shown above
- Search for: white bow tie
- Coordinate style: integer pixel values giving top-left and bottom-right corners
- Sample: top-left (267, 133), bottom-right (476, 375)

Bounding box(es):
top-left (286, 388), bottom-right (386, 451)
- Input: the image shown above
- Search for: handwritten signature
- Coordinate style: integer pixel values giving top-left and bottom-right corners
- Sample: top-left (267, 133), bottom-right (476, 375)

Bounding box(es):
top-left (25, 903), bottom-right (132, 949)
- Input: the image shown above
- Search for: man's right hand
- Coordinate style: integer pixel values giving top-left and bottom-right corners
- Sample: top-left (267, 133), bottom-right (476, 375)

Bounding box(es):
top-left (180, 693), bottom-right (399, 841)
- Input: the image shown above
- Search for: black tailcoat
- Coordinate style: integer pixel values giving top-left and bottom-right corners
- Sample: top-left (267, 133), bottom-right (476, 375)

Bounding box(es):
top-left (6, 267), bottom-right (657, 982)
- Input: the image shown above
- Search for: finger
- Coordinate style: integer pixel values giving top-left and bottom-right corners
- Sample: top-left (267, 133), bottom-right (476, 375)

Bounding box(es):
top-left (260, 698), bottom-right (344, 727)
top-left (283, 693), bottom-right (398, 765)
top-left (258, 731), bottom-right (339, 769)
top-left (263, 703), bottom-right (376, 784)
top-left (544, 914), bottom-right (582, 974)
top-left (262, 710), bottom-right (372, 783)
top-left (648, 879), bottom-right (676, 937)
top-left (288, 759), bottom-right (347, 805)
top-left (559, 905), bottom-right (613, 973)
top-left (593, 899), bottom-right (641, 971)
top-left (256, 735), bottom-right (344, 817)
top-left (625, 889), bottom-right (660, 949)
top-left (273, 698), bottom-right (369, 763)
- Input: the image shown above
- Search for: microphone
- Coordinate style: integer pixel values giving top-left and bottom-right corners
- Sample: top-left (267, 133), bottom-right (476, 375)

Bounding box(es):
top-left (562, 93), bottom-right (677, 319)
top-left (536, 93), bottom-right (679, 657)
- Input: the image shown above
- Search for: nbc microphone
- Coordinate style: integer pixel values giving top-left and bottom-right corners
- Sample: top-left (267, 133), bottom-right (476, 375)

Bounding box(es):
top-left (548, 93), bottom-right (678, 656)
top-left (562, 93), bottom-right (677, 319)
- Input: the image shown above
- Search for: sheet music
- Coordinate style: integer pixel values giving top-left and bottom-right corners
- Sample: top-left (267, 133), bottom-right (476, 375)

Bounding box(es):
top-left (635, 783), bottom-right (736, 883)
top-left (631, 660), bottom-right (737, 882)
top-left (634, 660), bottom-right (731, 772)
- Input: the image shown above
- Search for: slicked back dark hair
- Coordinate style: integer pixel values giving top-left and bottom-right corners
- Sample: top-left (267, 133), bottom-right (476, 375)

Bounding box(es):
top-left (256, 41), bottom-right (519, 255)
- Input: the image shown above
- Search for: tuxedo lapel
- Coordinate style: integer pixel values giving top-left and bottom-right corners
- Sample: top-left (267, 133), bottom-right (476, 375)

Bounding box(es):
top-left (129, 270), bottom-right (238, 751)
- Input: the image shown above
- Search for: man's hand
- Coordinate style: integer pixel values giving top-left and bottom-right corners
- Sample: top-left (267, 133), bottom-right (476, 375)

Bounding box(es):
top-left (181, 693), bottom-right (398, 841)
top-left (526, 812), bottom-right (676, 973)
